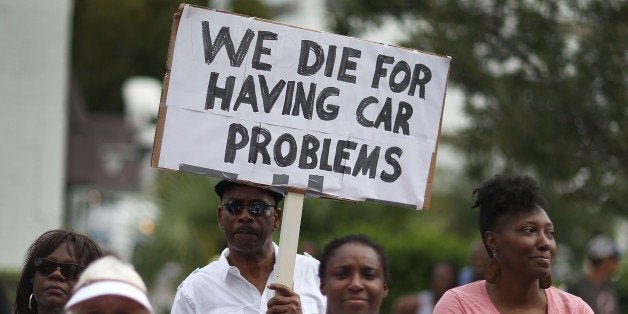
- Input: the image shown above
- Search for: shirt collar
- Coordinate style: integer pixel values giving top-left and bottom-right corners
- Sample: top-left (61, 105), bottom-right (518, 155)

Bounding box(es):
top-left (220, 242), bottom-right (279, 275)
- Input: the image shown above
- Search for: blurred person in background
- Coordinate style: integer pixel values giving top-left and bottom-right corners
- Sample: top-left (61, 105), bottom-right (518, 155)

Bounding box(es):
top-left (433, 174), bottom-right (593, 313)
top-left (392, 261), bottom-right (457, 314)
top-left (14, 229), bottom-right (103, 314)
top-left (65, 255), bottom-right (153, 314)
top-left (318, 234), bottom-right (390, 314)
top-left (457, 242), bottom-right (490, 286)
top-left (567, 235), bottom-right (622, 314)
top-left (171, 180), bottom-right (325, 313)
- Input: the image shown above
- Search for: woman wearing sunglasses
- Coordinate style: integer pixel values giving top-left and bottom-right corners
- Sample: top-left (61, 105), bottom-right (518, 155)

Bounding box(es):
top-left (14, 229), bottom-right (103, 314)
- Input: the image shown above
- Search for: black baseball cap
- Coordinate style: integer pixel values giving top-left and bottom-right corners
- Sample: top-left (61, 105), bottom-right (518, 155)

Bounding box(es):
top-left (214, 180), bottom-right (284, 204)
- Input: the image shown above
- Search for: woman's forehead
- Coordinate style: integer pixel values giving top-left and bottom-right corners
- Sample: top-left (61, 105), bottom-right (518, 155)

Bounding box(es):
top-left (496, 206), bottom-right (551, 227)
top-left (330, 243), bottom-right (380, 263)
top-left (46, 241), bottom-right (78, 260)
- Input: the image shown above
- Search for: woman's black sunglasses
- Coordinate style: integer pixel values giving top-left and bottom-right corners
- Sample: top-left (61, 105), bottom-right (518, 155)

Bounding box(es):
top-left (222, 200), bottom-right (274, 216)
top-left (34, 258), bottom-right (85, 280)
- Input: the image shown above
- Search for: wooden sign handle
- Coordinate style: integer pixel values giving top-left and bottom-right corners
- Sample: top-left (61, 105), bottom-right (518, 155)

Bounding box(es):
top-left (274, 190), bottom-right (305, 291)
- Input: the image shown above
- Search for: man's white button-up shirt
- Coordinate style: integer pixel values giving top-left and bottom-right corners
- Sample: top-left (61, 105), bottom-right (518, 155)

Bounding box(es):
top-left (171, 243), bottom-right (326, 313)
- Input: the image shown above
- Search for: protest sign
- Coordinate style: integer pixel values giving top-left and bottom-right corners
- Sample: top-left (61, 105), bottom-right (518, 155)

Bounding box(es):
top-left (151, 3), bottom-right (451, 290)
top-left (152, 4), bottom-right (451, 210)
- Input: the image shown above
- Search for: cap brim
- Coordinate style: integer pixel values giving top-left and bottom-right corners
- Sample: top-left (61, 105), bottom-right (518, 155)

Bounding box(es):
top-left (65, 281), bottom-right (153, 313)
top-left (215, 180), bottom-right (284, 204)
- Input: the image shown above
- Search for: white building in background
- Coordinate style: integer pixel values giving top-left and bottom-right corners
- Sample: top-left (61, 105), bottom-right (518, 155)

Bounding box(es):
top-left (0, 0), bottom-right (73, 270)
top-left (0, 1), bottom-right (160, 267)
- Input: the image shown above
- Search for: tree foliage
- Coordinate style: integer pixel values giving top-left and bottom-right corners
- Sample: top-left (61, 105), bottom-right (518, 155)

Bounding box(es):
top-left (327, 0), bottom-right (627, 250)
top-left (71, 0), bottom-right (275, 114)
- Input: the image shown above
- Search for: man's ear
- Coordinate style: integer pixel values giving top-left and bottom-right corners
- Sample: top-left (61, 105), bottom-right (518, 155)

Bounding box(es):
top-left (383, 283), bottom-right (389, 297)
top-left (319, 279), bottom-right (327, 296)
top-left (273, 207), bottom-right (282, 231)
top-left (217, 205), bottom-right (224, 230)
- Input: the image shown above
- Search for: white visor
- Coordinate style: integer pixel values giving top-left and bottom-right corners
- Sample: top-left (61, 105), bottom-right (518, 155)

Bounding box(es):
top-left (65, 280), bottom-right (153, 312)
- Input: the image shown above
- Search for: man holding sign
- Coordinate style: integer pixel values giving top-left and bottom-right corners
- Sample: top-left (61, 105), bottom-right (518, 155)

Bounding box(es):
top-left (171, 180), bottom-right (325, 314)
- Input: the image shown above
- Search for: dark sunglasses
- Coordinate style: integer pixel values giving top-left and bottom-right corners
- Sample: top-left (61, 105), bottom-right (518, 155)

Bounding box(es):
top-left (34, 258), bottom-right (85, 280)
top-left (222, 200), bottom-right (274, 216)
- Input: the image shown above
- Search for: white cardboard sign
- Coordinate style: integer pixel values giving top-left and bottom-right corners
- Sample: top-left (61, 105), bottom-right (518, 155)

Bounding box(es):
top-left (152, 4), bottom-right (451, 209)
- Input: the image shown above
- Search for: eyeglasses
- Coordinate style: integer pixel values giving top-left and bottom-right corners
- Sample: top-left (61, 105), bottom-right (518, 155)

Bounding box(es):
top-left (34, 258), bottom-right (85, 280)
top-left (222, 200), bottom-right (274, 217)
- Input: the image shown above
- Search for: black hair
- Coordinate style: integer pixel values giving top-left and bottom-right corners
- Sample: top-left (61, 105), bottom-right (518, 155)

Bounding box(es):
top-left (472, 174), bottom-right (548, 257)
top-left (318, 234), bottom-right (390, 285)
top-left (14, 229), bottom-right (103, 314)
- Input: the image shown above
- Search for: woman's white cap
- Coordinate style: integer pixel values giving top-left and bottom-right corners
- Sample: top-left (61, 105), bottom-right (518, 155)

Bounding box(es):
top-left (65, 255), bottom-right (153, 313)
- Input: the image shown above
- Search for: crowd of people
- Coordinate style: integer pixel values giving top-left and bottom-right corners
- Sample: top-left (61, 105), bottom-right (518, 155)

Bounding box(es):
top-left (8, 174), bottom-right (624, 313)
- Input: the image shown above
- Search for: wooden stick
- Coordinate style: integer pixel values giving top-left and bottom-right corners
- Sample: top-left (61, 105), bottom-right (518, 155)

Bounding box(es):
top-left (274, 190), bottom-right (305, 290)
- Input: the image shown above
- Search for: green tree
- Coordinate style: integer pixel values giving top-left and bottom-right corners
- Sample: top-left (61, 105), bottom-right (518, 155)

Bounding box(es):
top-left (327, 0), bottom-right (627, 252)
top-left (71, 0), bottom-right (275, 114)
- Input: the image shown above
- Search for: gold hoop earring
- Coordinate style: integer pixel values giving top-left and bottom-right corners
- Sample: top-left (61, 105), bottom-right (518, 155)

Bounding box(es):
top-left (485, 251), bottom-right (501, 284)
top-left (540, 274), bottom-right (552, 289)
